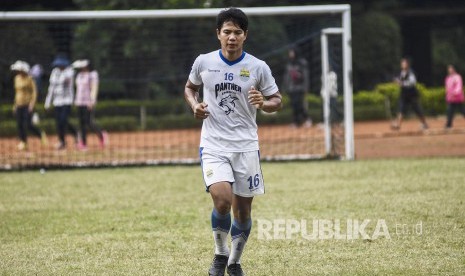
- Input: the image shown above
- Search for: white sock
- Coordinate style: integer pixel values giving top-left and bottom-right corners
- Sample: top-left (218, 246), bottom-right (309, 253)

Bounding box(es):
top-left (228, 219), bottom-right (252, 266)
top-left (211, 208), bottom-right (231, 256)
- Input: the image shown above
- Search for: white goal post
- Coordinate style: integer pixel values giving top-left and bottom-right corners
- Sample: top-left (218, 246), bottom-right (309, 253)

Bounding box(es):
top-left (1, 4), bottom-right (354, 160)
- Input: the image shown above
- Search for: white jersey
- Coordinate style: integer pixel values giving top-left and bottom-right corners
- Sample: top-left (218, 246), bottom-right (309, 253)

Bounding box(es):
top-left (189, 50), bottom-right (278, 152)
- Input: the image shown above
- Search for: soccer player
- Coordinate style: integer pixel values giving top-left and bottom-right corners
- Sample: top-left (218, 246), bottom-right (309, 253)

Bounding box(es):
top-left (184, 8), bottom-right (282, 276)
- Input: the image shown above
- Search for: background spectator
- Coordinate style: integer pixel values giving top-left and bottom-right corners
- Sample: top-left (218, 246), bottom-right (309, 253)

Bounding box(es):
top-left (10, 60), bottom-right (47, 151)
top-left (283, 48), bottom-right (312, 128)
top-left (445, 64), bottom-right (465, 129)
top-left (321, 70), bottom-right (343, 124)
top-left (45, 55), bottom-right (78, 150)
top-left (73, 59), bottom-right (108, 150)
top-left (392, 58), bottom-right (428, 130)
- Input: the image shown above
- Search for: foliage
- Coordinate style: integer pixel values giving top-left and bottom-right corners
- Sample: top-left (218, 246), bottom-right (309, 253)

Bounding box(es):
top-left (0, 82), bottom-right (453, 136)
top-left (352, 12), bottom-right (402, 90)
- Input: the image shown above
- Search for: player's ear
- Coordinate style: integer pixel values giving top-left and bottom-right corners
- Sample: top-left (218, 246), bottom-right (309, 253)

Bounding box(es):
top-left (216, 28), bottom-right (221, 40)
top-left (243, 30), bottom-right (248, 41)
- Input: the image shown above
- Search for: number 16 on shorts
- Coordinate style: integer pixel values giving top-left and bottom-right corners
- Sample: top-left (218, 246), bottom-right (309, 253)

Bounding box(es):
top-left (248, 174), bottom-right (261, 191)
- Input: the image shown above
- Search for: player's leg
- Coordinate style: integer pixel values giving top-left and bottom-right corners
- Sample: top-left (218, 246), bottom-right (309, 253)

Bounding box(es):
top-left (16, 106), bottom-right (27, 150)
top-left (209, 182), bottom-right (233, 256)
top-left (227, 151), bottom-right (264, 275)
top-left (78, 106), bottom-right (87, 146)
top-left (228, 195), bottom-right (253, 274)
top-left (55, 106), bottom-right (66, 148)
top-left (201, 148), bottom-right (235, 275)
top-left (64, 105), bottom-right (79, 145)
top-left (392, 96), bottom-right (406, 130)
top-left (88, 109), bottom-right (106, 147)
top-left (411, 97), bottom-right (428, 129)
top-left (26, 109), bottom-right (42, 139)
top-left (445, 103), bottom-right (454, 128)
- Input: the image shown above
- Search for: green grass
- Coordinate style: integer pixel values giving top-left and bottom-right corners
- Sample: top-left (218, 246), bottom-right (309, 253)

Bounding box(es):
top-left (1, 159), bottom-right (464, 275)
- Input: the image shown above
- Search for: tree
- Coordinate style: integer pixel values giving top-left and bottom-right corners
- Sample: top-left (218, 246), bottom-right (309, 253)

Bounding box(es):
top-left (352, 12), bottom-right (402, 90)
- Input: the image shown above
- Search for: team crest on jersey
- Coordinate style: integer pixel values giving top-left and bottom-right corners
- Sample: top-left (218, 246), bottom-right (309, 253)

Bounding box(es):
top-left (219, 95), bottom-right (239, 115)
top-left (239, 68), bottom-right (250, 82)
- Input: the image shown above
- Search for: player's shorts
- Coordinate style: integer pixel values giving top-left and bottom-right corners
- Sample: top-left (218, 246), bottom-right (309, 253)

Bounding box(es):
top-left (199, 147), bottom-right (265, 197)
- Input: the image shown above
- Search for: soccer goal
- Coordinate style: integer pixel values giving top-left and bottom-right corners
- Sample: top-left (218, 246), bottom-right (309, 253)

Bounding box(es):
top-left (0, 5), bottom-right (354, 170)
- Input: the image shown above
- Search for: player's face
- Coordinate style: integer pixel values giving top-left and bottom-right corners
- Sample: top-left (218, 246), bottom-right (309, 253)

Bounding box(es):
top-left (217, 21), bottom-right (247, 54)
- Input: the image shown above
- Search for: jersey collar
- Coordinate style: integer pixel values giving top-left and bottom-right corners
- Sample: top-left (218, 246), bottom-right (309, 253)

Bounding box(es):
top-left (219, 50), bottom-right (246, 66)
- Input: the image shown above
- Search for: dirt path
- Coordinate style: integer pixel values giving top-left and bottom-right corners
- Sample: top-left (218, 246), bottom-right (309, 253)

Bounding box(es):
top-left (1, 116), bottom-right (464, 169)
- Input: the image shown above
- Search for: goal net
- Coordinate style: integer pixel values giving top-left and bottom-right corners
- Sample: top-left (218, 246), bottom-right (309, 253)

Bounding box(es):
top-left (0, 5), bottom-right (353, 170)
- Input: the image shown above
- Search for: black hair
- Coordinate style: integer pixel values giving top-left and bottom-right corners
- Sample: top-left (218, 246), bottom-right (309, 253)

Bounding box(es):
top-left (216, 8), bottom-right (248, 31)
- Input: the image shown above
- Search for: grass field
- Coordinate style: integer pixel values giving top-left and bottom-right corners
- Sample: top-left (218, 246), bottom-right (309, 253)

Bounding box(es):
top-left (1, 159), bottom-right (464, 275)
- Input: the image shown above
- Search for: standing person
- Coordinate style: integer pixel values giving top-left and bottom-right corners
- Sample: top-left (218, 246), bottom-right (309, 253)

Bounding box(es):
top-left (392, 58), bottom-right (428, 130)
top-left (73, 59), bottom-right (108, 150)
top-left (10, 60), bottom-right (47, 151)
top-left (184, 8), bottom-right (282, 276)
top-left (283, 47), bottom-right (312, 127)
top-left (45, 55), bottom-right (78, 150)
top-left (445, 64), bottom-right (465, 129)
top-left (321, 69), bottom-right (343, 123)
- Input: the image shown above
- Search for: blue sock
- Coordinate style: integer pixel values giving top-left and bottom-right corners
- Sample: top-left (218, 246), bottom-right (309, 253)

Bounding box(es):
top-left (228, 218), bottom-right (252, 265)
top-left (211, 208), bottom-right (231, 256)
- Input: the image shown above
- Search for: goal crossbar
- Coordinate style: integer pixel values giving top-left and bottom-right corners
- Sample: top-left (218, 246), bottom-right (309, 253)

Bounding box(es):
top-left (0, 5), bottom-right (350, 20)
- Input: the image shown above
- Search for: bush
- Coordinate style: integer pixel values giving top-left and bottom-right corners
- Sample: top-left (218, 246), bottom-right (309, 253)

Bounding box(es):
top-left (0, 83), bottom-right (454, 137)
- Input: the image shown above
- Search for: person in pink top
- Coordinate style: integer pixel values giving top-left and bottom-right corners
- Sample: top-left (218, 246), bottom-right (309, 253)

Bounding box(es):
top-left (73, 59), bottom-right (108, 150)
top-left (445, 64), bottom-right (465, 128)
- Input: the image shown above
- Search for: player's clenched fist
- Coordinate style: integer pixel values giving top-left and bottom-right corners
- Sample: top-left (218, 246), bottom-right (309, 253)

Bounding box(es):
top-left (248, 86), bottom-right (264, 109)
top-left (192, 102), bottom-right (210, 119)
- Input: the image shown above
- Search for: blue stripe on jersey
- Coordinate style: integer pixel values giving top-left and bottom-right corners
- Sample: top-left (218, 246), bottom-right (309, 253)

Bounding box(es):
top-left (218, 50), bottom-right (246, 66)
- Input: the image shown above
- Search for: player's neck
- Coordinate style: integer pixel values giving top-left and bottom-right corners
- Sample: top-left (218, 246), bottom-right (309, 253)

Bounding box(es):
top-left (221, 48), bottom-right (244, 62)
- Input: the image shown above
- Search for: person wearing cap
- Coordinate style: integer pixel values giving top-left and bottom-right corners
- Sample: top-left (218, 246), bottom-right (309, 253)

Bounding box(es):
top-left (10, 60), bottom-right (48, 151)
top-left (73, 59), bottom-right (108, 150)
top-left (45, 55), bottom-right (78, 150)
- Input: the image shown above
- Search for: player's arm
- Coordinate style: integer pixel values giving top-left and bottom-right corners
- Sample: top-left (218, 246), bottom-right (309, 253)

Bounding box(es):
top-left (248, 86), bottom-right (282, 113)
top-left (184, 80), bottom-right (209, 119)
top-left (262, 92), bottom-right (283, 113)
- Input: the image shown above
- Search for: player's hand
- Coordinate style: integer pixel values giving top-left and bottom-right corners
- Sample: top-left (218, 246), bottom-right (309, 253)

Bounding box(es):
top-left (192, 102), bottom-right (209, 120)
top-left (248, 86), bottom-right (264, 109)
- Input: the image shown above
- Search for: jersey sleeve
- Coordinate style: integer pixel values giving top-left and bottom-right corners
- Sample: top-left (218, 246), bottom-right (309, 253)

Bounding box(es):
top-left (258, 61), bottom-right (279, 97)
top-left (188, 55), bottom-right (203, 86)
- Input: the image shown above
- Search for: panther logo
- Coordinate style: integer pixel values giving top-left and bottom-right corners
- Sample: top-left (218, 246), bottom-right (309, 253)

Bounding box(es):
top-left (219, 95), bottom-right (239, 115)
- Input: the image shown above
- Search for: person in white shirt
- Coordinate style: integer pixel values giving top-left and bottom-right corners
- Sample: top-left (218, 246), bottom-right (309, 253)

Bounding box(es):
top-left (184, 8), bottom-right (282, 276)
top-left (45, 55), bottom-right (78, 150)
top-left (321, 70), bottom-right (342, 123)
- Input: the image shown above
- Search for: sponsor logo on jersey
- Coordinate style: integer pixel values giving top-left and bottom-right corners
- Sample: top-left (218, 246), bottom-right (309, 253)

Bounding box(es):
top-left (206, 168), bottom-right (214, 178)
top-left (208, 69), bottom-right (221, 72)
top-left (239, 68), bottom-right (250, 82)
